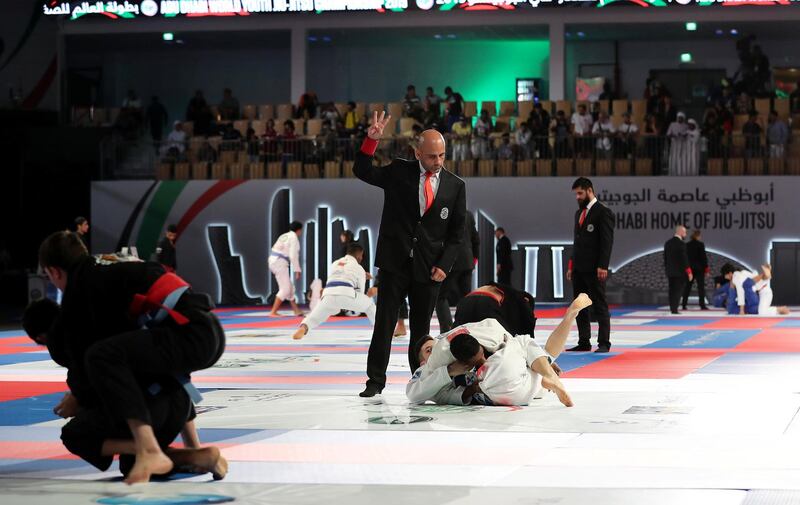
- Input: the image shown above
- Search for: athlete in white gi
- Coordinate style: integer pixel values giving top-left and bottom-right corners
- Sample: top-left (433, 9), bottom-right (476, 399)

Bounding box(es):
top-left (268, 221), bottom-right (303, 316)
top-left (724, 263), bottom-right (789, 316)
top-left (293, 243), bottom-right (376, 340)
top-left (407, 293), bottom-right (593, 407)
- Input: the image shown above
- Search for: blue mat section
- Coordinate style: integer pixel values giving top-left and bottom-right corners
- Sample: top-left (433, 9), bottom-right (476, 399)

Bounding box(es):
top-left (697, 352), bottom-right (800, 374)
top-left (195, 428), bottom-right (287, 443)
top-left (554, 353), bottom-right (616, 373)
top-left (0, 392), bottom-right (63, 426)
top-left (643, 329), bottom-right (759, 349)
top-left (0, 331), bottom-right (25, 339)
top-left (775, 320), bottom-right (800, 328)
top-left (644, 318), bottom-right (717, 327)
top-left (0, 353), bottom-right (50, 366)
top-left (0, 426), bottom-right (63, 441)
top-left (0, 459), bottom-right (88, 473)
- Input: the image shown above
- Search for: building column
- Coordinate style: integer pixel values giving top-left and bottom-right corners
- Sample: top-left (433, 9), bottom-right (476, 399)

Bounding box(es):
top-left (548, 21), bottom-right (565, 101)
top-left (290, 26), bottom-right (307, 104)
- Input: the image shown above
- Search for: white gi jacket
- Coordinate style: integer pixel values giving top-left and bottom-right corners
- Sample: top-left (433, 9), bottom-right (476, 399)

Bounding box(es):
top-left (269, 231), bottom-right (301, 272)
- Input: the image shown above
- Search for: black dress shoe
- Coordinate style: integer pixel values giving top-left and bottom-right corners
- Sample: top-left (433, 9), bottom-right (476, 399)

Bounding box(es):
top-left (359, 385), bottom-right (383, 398)
top-left (671, 311), bottom-right (680, 315)
top-left (681, 306), bottom-right (688, 311)
top-left (700, 306), bottom-right (709, 311)
top-left (566, 345), bottom-right (592, 352)
top-left (594, 346), bottom-right (610, 353)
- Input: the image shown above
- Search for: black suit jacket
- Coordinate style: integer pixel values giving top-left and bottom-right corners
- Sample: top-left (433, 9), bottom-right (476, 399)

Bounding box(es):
top-left (664, 236), bottom-right (690, 278)
top-left (686, 239), bottom-right (708, 272)
top-left (354, 151), bottom-right (467, 282)
top-left (496, 235), bottom-right (513, 270)
top-left (571, 202), bottom-right (614, 273)
top-left (453, 212), bottom-right (479, 272)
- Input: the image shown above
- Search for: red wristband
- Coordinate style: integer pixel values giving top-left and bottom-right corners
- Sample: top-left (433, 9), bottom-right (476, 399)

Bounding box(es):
top-left (568, 259), bottom-right (573, 271)
top-left (360, 137), bottom-right (378, 156)
top-left (685, 267), bottom-right (692, 276)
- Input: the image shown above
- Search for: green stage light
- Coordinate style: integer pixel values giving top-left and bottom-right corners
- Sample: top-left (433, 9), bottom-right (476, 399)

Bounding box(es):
top-left (162, 32), bottom-right (174, 41)
top-left (681, 53), bottom-right (693, 63)
top-left (685, 22), bottom-right (697, 31)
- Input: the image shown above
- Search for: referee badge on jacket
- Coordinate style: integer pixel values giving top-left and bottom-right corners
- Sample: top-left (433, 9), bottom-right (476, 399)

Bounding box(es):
top-left (587, 224), bottom-right (595, 232)
top-left (440, 207), bottom-right (449, 220)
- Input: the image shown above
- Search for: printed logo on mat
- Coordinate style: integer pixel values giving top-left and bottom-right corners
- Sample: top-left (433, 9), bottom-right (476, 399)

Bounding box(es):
top-left (97, 493), bottom-right (234, 504)
top-left (367, 415), bottom-right (434, 425)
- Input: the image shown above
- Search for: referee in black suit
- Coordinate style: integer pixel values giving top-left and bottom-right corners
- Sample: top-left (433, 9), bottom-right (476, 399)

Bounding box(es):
top-left (495, 227), bottom-right (513, 286)
top-left (681, 229), bottom-right (709, 310)
top-left (664, 225), bottom-right (693, 314)
top-left (354, 111), bottom-right (467, 397)
top-left (566, 177), bottom-right (615, 353)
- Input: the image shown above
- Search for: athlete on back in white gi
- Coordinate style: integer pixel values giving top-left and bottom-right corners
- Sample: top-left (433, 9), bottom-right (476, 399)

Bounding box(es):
top-left (293, 242), bottom-right (376, 340)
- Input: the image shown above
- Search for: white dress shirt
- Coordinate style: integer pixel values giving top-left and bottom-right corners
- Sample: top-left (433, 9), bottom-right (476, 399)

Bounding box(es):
top-left (418, 163), bottom-right (441, 217)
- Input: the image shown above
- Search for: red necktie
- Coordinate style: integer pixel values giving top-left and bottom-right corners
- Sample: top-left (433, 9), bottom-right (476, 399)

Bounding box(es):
top-left (579, 208), bottom-right (587, 227)
top-left (424, 172), bottom-right (434, 213)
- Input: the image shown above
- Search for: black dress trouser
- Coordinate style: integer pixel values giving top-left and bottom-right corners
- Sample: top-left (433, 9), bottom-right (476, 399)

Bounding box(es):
top-left (681, 269), bottom-right (707, 308)
top-left (668, 276), bottom-right (687, 313)
top-left (366, 260), bottom-right (440, 390)
top-left (572, 271), bottom-right (611, 348)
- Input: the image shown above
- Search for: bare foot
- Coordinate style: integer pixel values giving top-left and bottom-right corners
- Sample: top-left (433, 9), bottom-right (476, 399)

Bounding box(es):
top-left (569, 293), bottom-right (592, 314)
top-left (293, 310), bottom-right (304, 317)
top-left (169, 446), bottom-right (228, 481)
top-left (268, 312), bottom-right (280, 317)
top-left (393, 322), bottom-right (407, 337)
top-left (125, 449), bottom-right (174, 485)
top-left (761, 264), bottom-right (772, 280)
top-left (292, 325), bottom-right (308, 340)
top-left (778, 306), bottom-right (790, 315)
top-left (541, 375), bottom-right (574, 407)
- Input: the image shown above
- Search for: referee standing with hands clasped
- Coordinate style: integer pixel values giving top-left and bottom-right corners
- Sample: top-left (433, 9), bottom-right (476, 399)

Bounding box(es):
top-left (354, 111), bottom-right (467, 398)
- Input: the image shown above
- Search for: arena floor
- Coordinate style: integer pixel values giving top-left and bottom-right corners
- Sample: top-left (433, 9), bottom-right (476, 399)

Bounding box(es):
top-left (2, 305), bottom-right (800, 504)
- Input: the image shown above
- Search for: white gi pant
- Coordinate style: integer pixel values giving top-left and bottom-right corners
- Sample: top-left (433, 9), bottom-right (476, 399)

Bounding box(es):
top-left (754, 279), bottom-right (777, 316)
top-left (269, 258), bottom-right (294, 300)
top-left (301, 292), bottom-right (376, 331)
top-left (477, 335), bottom-right (549, 406)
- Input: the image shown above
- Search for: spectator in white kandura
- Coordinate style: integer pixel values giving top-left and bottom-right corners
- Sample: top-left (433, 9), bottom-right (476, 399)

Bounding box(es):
top-left (617, 112), bottom-right (639, 159)
top-left (766, 110), bottom-right (789, 159)
top-left (472, 109), bottom-right (493, 159)
top-left (666, 112), bottom-right (692, 176)
top-left (592, 111), bottom-right (615, 158)
top-left (497, 133), bottom-right (513, 160)
top-left (514, 122), bottom-right (533, 160)
top-left (451, 116), bottom-right (472, 162)
top-left (161, 121), bottom-right (187, 158)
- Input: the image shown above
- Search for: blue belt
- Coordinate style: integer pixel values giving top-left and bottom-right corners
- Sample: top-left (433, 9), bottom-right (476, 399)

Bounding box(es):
top-left (326, 281), bottom-right (353, 288)
top-left (271, 251), bottom-right (290, 262)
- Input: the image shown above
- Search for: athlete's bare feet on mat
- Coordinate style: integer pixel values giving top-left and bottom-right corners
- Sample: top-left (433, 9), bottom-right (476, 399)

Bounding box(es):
top-left (569, 293), bottom-right (592, 314)
top-left (393, 320), bottom-right (407, 337)
top-left (168, 446), bottom-right (228, 480)
top-left (125, 449), bottom-right (173, 484)
top-left (293, 324), bottom-right (308, 340)
top-left (761, 264), bottom-right (772, 280)
top-left (542, 375), bottom-right (574, 407)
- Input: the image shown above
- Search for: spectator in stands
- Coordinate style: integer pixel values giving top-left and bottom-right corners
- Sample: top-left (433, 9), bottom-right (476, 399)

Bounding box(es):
top-left (74, 217), bottom-right (90, 249)
top-left (592, 111), bottom-right (615, 159)
top-left (514, 121), bottom-right (533, 160)
top-left (702, 108), bottom-right (724, 158)
top-left (590, 101), bottom-right (602, 123)
top-left (296, 92), bottom-right (319, 119)
top-left (685, 119), bottom-right (701, 176)
top-left (403, 85), bottom-right (424, 123)
top-left (162, 121), bottom-right (187, 160)
top-left (343, 101), bottom-right (358, 134)
top-left (451, 116), bottom-right (471, 162)
top-left (766, 110), bottom-right (788, 159)
top-left (616, 112), bottom-right (639, 159)
top-left (643, 113), bottom-right (661, 174)
top-left (196, 138), bottom-right (218, 163)
top-left (262, 119), bottom-right (278, 160)
top-left (472, 109), bottom-right (493, 160)
top-left (280, 120), bottom-right (299, 160)
top-left (321, 102), bottom-right (340, 125)
top-left (742, 111), bottom-right (762, 158)
top-left (146, 96), bottom-right (169, 143)
top-left (736, 92), bottom-right (752, 115)
top-left (571, 104), bottom-right (593, 158)
top-left (752, 45), bottom-right (770, 97)
top-left (599, 81), bottom-right (615, 102)
top-left (424, 86), bottom-right (442, 125)
top-left (219, 88), bottom-right (240, 121)
top-left (317, 120), bottom-right (338, 161)
top-left (245, 127), bottom-right (260, 163)
top-left (551, 110), bottom-right (571, 158)
top-left (221, 123), bottom-right (243, 152)
top-left (497, 133), bottom-right (513, 161)
top-left (122, 89), bottom-right (142, 110)
top-left (644, 72), bottom-right (662, 114)
top-left (444, 86), bottom-right (464, 131)
top-left (666, 112), bottom-right (689, 175)
top-left (790, 80), bottom-right (800, 113)
top-left (186, 90), bottom-right (213, 136)
top-left (657, 95), bottom-right (678, 133)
